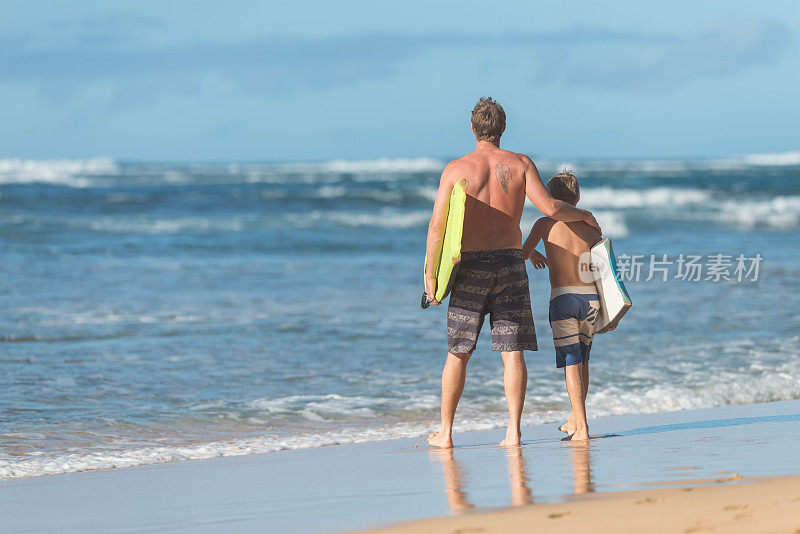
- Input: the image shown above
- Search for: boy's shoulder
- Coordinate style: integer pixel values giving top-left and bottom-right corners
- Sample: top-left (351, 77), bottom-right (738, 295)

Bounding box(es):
top-left (534, 216), bottom-right (557, 230)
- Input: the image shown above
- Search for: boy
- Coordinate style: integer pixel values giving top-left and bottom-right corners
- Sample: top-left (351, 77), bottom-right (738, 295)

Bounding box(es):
top-left (522, 171), bottom-right (602, 441)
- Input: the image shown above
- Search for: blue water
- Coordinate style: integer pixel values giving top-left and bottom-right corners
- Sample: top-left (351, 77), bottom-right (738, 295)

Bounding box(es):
top-left (1, 155), bottom-right (799, 477)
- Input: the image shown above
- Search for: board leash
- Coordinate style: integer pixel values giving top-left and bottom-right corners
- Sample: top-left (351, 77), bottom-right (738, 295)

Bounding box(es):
top-left (420, 291), bottom-right (431, 309)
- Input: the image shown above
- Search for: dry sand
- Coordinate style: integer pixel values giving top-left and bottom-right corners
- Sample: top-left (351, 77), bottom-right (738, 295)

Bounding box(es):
top-left (357, 474), bottom-right (800, 534)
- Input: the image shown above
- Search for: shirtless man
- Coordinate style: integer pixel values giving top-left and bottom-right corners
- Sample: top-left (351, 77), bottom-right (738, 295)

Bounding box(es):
top-left (424, 97), bottom-right (600, 448)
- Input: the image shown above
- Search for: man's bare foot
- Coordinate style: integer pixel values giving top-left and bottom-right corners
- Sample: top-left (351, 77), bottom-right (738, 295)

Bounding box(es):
top-left (499, 429), bottom-right (521, 447)
top-left (561, 428), bottom-right (589, 442)
top-left (428, 431), bottom-right (453, 449)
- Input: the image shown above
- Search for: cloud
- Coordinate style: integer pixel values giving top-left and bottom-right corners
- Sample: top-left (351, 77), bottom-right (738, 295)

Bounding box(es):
top-left (0, 17), bottom-right (791, 102)
top-left (538, 19), bottom-right (793, 90)
top-left (0, 33), bottom-right (417, 95)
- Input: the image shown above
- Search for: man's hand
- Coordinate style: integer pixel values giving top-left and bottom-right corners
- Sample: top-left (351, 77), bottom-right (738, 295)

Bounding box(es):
top-left (425, 276), bottom-right (440, 306)
top-left (584, 211), bottom-right (602, 233)
top-left (529, 250), bottom-right (547, 270)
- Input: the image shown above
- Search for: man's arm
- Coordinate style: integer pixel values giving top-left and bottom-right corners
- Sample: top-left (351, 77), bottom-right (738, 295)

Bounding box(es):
top-left (424, 163), bottom-right (456, 305)
top-left (522, 156), bottom-right (601, 232)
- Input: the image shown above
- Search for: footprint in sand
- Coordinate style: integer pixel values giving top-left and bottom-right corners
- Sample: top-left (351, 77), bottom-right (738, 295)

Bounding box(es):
top-left (637, 497), bottom-right (667, 504)
top-left (723, 504), bottom-right (750, 511)
top-left (684, 520), bottom-right (715, 533)
top-left (548, 511), bottom-right (572, 519)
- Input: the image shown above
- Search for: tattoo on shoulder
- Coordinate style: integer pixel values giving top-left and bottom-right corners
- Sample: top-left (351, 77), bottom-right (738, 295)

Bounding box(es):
top-left (495, 164), bottom-right (511, 195)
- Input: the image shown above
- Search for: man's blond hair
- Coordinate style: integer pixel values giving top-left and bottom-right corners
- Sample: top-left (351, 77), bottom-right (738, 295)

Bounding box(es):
top-left (471, 97), bottom-right (505, 144)
top-left (547, 170), bottom-right (580, 206)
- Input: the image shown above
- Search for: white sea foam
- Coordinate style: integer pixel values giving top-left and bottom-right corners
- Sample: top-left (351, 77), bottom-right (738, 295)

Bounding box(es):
top-left (542, 152), bottom-right (800, 173)
top-left (87, 216), bottom-right (252, 234)
top-left (580, 187), bottom-right (711, 209)
top-left (295, 209), bottom-right (431, 229)
top-left (589, 359), bottom-right (800, 416)
top-left (0, 158), bottom-right (118, 186)
top-left (519, 209), bottom-right (629, 238)
top-left (247, 393), bottom-right (440, 421)
top-left (541, 159), bottom-right (695, 174)
top-left (2, 358), bottom-right (798, 479)
top-left (711, 151), bottom-right (800, 168)
top-left (318, 157), bottom-right (444, 174)
top-left (713, 196), bottom-right (800, 229)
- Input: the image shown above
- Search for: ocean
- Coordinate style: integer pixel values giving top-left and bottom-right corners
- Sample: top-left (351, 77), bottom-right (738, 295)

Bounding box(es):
top-left (1, 154), bottom-right (799, 478)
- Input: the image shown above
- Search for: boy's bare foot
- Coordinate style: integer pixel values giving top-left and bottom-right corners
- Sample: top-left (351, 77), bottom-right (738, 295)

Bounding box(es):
top-left (499, 429), bottom-right (522, 447)
top-left (558, 414), bottom-right (576, 434)
top-left (428, 431), bottom-right (454, 449)
top-left (561, 428), bottom-right (589, 442)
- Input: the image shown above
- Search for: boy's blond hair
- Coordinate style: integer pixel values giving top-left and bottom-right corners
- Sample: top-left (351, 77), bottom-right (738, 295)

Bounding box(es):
top-left (547, 170), bottom-right (580, 206)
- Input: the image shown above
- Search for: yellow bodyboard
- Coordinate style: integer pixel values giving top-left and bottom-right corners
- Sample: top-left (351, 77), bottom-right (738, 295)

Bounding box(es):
top-left (424, 181), bottom-right (467, 303)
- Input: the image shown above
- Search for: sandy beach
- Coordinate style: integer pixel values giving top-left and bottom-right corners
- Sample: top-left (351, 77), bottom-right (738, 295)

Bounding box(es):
top-left (357, 474), bottom-right (800, 534)
top-left (2, 399), bottom-right (799, 533)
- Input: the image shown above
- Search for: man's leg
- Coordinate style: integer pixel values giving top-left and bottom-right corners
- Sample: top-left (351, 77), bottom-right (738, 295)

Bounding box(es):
top-left (562, 362), bottom-right (589, 441)
top-left (500, 350), bottom-right (527, 447)
top-left (428, 352), bottom-right (471, 448)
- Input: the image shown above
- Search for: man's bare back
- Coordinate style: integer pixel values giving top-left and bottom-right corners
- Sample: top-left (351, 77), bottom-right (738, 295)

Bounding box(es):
top-left (447, 145), bottom-right (530, 251)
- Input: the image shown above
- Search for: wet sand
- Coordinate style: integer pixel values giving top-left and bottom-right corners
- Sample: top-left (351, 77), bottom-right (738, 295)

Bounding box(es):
top-left (1, 399), bottom-right (799, 533)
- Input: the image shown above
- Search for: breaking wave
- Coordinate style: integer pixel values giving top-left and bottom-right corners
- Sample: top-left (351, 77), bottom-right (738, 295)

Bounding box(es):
top-left (0, 158), bottom-right (118, 186)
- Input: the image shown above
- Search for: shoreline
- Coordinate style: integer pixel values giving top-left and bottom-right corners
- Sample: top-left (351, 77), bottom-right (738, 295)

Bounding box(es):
top-left (2, 399), bottom-right (799, 533)
top-left (3, 397), bottom-right (796, 481)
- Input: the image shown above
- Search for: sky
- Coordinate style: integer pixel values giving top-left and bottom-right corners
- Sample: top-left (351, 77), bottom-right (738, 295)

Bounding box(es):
top-left (1, 0), bottom-right (798, 162)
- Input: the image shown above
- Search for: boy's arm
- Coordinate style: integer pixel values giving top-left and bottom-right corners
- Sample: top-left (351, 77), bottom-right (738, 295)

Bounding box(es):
top-left (529, 250), bottom-right (547, 270)
top-left (522, 217), bottom-right (547, 259)
top-left (522, 156), bottom-right (601, 232)
top-left (424, 162), bottom-right (456, 305)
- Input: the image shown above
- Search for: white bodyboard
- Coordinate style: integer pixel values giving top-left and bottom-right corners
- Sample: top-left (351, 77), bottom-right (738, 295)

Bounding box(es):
top-left (589, 238), bottom-right (632, 333)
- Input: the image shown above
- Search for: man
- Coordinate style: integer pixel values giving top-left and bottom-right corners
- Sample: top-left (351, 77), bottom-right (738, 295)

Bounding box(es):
top-left (424, 97), bottom-right (600, 448)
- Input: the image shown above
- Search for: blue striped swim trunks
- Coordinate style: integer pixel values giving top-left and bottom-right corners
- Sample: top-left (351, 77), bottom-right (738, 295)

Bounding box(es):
top-left (549, 286), bottom-right (600, 368)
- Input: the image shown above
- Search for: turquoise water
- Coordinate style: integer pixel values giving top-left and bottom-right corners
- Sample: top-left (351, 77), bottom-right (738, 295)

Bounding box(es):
top-left (1, 155), bottom-right (798, 477)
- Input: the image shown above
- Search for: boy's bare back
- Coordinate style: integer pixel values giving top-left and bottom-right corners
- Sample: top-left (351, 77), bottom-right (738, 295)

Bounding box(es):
top-left (535, 217), bottom-right (602, 288)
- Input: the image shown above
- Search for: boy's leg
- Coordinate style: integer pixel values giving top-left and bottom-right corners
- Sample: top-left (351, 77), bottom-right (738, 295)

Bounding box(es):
top-left (500, 350), bottom-right (527, 447)
top-left (429, 352), bottom-right (471, 448)
top-left (562, 362), bottom-right (589, 441)
top-left (582, 361), bottom-right (589, 400)
top-left (560, 361), bottom-right (589, 434)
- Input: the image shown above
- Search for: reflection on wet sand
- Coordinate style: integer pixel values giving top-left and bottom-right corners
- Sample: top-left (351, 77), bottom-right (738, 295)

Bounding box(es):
top-left (505, 447), bottom-right (532, 506)
top-left (429, 449), bottom-right (473, 512)
top-left (569, 442), bottom-right (595, 495)
top-left (430, 447), bottom-right (535, 513)
top-left (430, 444), bottom-right (593, 512)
